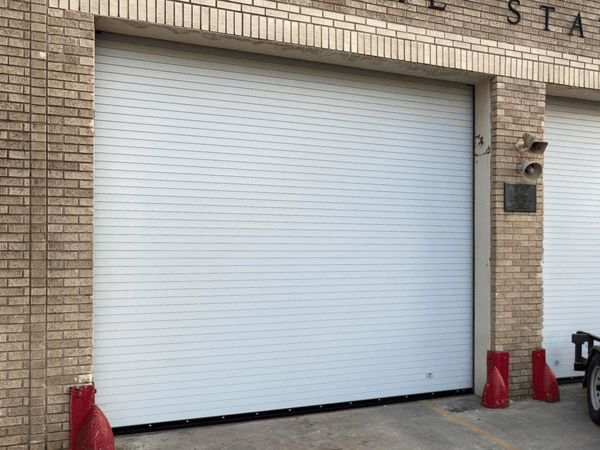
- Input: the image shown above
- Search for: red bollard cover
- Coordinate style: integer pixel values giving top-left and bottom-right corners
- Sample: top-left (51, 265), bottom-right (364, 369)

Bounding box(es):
top-left (532, 349), bottom-right (560, 403)
top-left (482, 351), bottom-right (510, 409)
top-left (75, 405), bottom-right (115, 450)
top-left (70, 385), bottom-right (115, 450)
top-left (70, 385), bottom-right (96, 450)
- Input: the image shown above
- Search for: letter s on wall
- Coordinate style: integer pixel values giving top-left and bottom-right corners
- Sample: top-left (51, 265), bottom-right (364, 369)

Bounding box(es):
top-left (507, 0), bottom-right (521, 25)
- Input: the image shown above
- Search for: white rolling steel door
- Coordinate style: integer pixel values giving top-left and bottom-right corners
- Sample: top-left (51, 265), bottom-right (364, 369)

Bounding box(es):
top-left (94, 34), bottom-right (474, 428)
top-left (544, 97), bottom-right (600, 378)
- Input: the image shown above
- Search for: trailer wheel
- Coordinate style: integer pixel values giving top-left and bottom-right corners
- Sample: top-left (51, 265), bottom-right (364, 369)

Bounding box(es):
top-left (587, 353), bottom-right (600, 425)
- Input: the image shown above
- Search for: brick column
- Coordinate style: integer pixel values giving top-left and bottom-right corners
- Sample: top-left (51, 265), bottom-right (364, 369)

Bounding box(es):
top-left (0, 3), bottom-right (94, 449)
top-left (44, 7), bottom-right (95, 450)
top-left (490, 76), bottom-right (546, 399)
top-left (29, 1), bottom-right (49, 448)
top-left (1, 1), bottom-right (36, 447)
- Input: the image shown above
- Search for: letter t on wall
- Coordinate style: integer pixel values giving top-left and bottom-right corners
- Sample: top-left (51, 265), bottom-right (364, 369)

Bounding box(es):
top-left (539, 5), bottom-right (556, 31)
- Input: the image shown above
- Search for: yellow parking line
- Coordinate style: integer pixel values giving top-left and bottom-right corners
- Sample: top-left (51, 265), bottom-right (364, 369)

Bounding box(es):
top-left (421, 401), bottom-right (523, 450)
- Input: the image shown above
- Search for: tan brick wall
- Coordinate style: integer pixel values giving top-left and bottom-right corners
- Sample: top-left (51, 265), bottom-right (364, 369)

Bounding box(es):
top-left (61, 0), bottom-right (600, 89)
top-left (0, 2), bottom-right (94, 449)
top-left (1, 1), bottom-right (36, 447)
top-left (490, 76), bottom-right (546, 398)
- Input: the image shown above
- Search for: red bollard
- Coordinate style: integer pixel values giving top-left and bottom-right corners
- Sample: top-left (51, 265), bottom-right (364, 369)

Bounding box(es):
top-left (482, 351), bottom-right (510, 409)
top-left (70, 385), bottom-right (115, 450)
top-left (532, 349), bottom-right (560, 403)
top-left (74, 405), bottom-right (115, 450)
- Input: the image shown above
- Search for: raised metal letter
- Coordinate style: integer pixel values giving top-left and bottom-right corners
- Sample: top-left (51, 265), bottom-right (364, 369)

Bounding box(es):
top-left (428, 0), bottom-right (446, 11)
top-left (507, 0), bottom-right (521, 25)
top-left (539, 5), bottom-right (555, 31)
top-left (569, 12), bottom-right (584, 37)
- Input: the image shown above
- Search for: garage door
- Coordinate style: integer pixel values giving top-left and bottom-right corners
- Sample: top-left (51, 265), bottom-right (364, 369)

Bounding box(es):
top-left (94, 34), bottom-right (474, 428)
top-left (544, 97), bottom-right (600, 378)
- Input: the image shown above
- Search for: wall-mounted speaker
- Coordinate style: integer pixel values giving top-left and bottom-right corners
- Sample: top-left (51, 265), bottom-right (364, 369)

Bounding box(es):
top-left (517, 160), bottom-right (542, 182)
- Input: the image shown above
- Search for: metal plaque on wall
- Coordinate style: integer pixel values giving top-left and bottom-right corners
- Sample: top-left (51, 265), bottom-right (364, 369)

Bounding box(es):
top-left (504, 183), bottom-right (536, 212)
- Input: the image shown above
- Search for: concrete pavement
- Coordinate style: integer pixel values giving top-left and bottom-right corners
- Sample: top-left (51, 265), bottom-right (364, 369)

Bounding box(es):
top-left (115, 383), bottom-right (600, 449)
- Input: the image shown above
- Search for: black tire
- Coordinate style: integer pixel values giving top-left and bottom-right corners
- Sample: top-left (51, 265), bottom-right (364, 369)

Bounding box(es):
top-left (587, 353), bottom-right (600, 425)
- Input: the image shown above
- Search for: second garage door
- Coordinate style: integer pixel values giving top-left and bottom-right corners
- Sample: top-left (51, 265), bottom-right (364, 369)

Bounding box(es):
top-left (544, 97), bottom-right (600, 378)
top-left (94, 35), bottom-right (474, 428)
